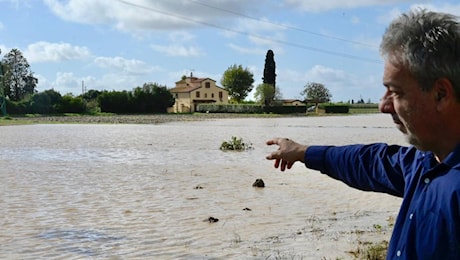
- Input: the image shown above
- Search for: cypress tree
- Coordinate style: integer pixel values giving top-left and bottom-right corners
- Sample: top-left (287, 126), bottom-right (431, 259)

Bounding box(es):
top-left (262, 50), bottom-right (276, 89)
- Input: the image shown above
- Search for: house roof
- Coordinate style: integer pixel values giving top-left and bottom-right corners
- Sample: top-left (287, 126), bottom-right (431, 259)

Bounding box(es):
top-left (170, 76), bottom-right (225, 93)
top-left (174, 77), bottom-right (216, 84)
top-left (169, 85), bottom-right (201, 93)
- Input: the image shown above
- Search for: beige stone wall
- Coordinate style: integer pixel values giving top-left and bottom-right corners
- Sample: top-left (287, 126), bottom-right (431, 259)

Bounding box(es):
top-left (190, 80), bottom-right (228, 104)
top-left (170, 92), bottom-right (192, 113)
top-left (169, 79), bottom-right (229, 113)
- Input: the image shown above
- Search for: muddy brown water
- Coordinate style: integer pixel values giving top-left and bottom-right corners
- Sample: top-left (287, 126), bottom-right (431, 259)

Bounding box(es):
top-left (1, 114), bottom-right (405, 259)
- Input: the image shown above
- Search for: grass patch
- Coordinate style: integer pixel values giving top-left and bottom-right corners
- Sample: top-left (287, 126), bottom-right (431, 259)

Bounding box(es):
top-left (0, 116), bottom-right (32, 126)
top-left (349, 108), bottom-right (380, 114)
top-left (347, 240), bottom-right (388, 260)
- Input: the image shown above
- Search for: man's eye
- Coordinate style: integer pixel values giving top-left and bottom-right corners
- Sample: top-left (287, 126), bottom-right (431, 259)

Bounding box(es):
top-left (388, 90), bottom-right (399, 97)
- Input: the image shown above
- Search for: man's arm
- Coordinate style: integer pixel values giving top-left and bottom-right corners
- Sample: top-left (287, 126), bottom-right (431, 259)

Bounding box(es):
top-left (266, 138), bottom-right (407, 197)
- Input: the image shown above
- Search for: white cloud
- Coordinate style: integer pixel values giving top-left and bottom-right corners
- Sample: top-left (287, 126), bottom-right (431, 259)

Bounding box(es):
top-left (168, 31), bottom-right (196, 42)
top-left (234, 17), bottom-right (287, 45)
top-left (282, 0), bottom-right (412, 12)
top-left (25, 41), bottom-right (91, 63)
top-left (43, 0), bottom-right (262, 33)
top-left (94, 56), bottom-right (160, 75)
top-left (47, 71), bottom-right (140, 94)
top-left (282, 65), bottom-right (349, 84)
top-left (307, 65), bottom-right (348, 82)
top-left (0, 45), bottom-right (9, 55)
top-left (227, 43), bottom-right (266, 55)
top-left (378, 3), bottom-right (460, 25)
top-left (149, 31), bottom-right (204, 57)
top-left (222, 17), bottom-right (287, 53)
top-left (53, 72), bottom-right (79, 88)
top-left (44, 0), bottom-right (115, 24)
top-left (377, 7), bottom-right (403, 25)
top-left (408, 3), bottom-right (460, 15)
top-left (150, 44), bottom-right (204, 57)
top-left (46, 72), bottom-right (94, 94)
top-left (168, 69), bottom-right (222, 85)
top-left (278, 65), bottom-right (382, 102)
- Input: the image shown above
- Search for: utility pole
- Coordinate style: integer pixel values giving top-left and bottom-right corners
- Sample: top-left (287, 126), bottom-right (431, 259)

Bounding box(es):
top-left (82, 80), bottom-right (86, 95)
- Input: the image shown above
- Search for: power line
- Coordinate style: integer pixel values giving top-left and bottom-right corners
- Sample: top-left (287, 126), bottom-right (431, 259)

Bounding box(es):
top-left (117, 0), bottom-right (381, 64)
top-left (190, 0), bottom-right (377, 48)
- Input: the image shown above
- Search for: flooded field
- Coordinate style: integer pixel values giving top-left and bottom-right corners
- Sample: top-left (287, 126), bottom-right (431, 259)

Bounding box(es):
top-left (0, 114), bottom-right (406, 259)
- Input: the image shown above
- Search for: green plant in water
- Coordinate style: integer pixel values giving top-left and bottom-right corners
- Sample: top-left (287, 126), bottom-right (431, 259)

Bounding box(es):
top-left (373, 224), bottom-right (382, 232)
top-left (348, 240), bottom-right (388, 260)
top-left (220, 136), bottom-right (253, 151)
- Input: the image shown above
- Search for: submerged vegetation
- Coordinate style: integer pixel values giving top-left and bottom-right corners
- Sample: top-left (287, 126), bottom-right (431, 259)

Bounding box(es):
top-left (220, 136), bottom-right (253, 151)
top-left (348, 240), bottom-right (388, 260)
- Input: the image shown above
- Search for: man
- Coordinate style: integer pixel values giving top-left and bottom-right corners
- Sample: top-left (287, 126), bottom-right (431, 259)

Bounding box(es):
top-left (266, 9), bottom-right (460, 259)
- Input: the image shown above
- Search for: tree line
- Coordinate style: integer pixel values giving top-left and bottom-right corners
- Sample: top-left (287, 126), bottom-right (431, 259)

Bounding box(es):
top-left (5, 83), bottom-right (175, 115)
top-left (1, 48), bottom-right (334, 116)
top-left (0, 49), bottom-right (175, 115)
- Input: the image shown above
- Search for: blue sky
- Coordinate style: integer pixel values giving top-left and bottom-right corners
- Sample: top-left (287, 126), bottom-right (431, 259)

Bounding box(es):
top-left (1, 0), bottom-right (460, 103)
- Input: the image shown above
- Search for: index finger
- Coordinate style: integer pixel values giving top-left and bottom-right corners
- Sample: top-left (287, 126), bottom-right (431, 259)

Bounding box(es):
top-left (266, 138), bottom-right (285, 146)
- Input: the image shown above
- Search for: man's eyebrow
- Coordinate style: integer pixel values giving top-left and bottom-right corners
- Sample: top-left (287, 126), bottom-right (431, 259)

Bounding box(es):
top-left (383, 81), bottom-right (401, 89)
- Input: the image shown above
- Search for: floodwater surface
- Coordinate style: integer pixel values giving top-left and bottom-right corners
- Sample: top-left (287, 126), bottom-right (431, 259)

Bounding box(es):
top-left (1, 114), bottom-right (406, 259)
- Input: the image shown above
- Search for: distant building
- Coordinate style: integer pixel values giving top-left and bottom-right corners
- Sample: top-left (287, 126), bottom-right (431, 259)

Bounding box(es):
top-left (280, 99), bottom-right (304, 106)
top-left (168, 74), bottom-right (229, 113)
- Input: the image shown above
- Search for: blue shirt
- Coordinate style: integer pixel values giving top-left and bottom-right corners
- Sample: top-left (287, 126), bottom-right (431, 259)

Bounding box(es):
top-left (305, 143), bottom-right (460, 259)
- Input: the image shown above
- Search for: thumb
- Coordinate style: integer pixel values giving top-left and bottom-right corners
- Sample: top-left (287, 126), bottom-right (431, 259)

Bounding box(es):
top-left (266, 150), bottom-right (280, 160)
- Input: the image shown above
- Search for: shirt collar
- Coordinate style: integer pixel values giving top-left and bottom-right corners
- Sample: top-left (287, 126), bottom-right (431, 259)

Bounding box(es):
top-left (443, 143), bottom-right (460, 169)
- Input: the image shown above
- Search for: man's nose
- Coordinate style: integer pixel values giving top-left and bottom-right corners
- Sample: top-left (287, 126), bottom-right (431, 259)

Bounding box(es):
top-left (379, 96), bottom-right (394, 113)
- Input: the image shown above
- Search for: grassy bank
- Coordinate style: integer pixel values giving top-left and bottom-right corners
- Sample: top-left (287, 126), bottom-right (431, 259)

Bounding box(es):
top-left (0, 113), bottom-right (308, 126)
top-left (0, 107), bottom-right (380, 126)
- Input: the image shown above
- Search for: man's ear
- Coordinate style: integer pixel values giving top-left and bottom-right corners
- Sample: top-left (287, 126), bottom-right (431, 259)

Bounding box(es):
top-left (433, 78), bottom-right (454, 111)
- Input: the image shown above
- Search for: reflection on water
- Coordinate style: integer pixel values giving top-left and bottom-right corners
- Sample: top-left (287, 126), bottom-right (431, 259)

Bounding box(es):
top-left (37, 229), bottom-right (125, 257)
top-left (0, 114), bottom-right (406, 259)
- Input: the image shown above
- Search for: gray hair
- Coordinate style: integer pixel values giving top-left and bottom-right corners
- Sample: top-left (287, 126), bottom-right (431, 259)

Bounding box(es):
top-left (380, 9), bottom-right (460, 98)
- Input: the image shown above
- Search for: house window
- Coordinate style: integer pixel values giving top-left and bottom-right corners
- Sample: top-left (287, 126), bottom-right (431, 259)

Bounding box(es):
top-left (196, 91), bottom-right (200, 98)
top-left (212, 93), bottom-right (215, 98)
top-left (205, 93), bottom-right (208, 98)
top-left (219, 91), bottom-right (223, 98)
top-left (205, 82), bottom-right (210, 88)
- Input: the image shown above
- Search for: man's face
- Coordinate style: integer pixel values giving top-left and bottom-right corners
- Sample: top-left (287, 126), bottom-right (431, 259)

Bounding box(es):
top-left (379, 61), bottom-right (438, 150)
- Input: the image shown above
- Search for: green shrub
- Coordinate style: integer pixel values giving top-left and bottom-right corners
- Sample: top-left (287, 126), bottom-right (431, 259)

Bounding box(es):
top-left (59, 95), bottom-right (86, 113)
top-left (6, 99), bottom-right (29, 114)
top-left (220, 136), bottom-right (253, 151)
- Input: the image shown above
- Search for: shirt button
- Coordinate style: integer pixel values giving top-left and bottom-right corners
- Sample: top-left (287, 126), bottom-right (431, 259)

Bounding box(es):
top-left (409, 213), bottom-right (413, 220)
top-left (424, 178), bottom-right (430, 184)
top-left (397, 250), bottom-right (401, 257)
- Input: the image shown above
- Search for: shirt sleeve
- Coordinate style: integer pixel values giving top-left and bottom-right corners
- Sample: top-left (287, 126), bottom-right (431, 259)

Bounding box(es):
top-left (304, 144), bottom-right (408, 197)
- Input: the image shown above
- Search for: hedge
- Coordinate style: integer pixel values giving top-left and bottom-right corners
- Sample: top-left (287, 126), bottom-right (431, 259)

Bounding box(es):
top-left (197, 104), bottom-right (306, 114)
top-left (324, 105), bottom-right (349, 113)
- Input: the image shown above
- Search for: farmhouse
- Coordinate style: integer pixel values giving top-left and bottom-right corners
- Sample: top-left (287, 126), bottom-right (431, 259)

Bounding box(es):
top-left (168, 74), bottom-right (229, 113)
top-left (281, 99), bottom-right (304, 106)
